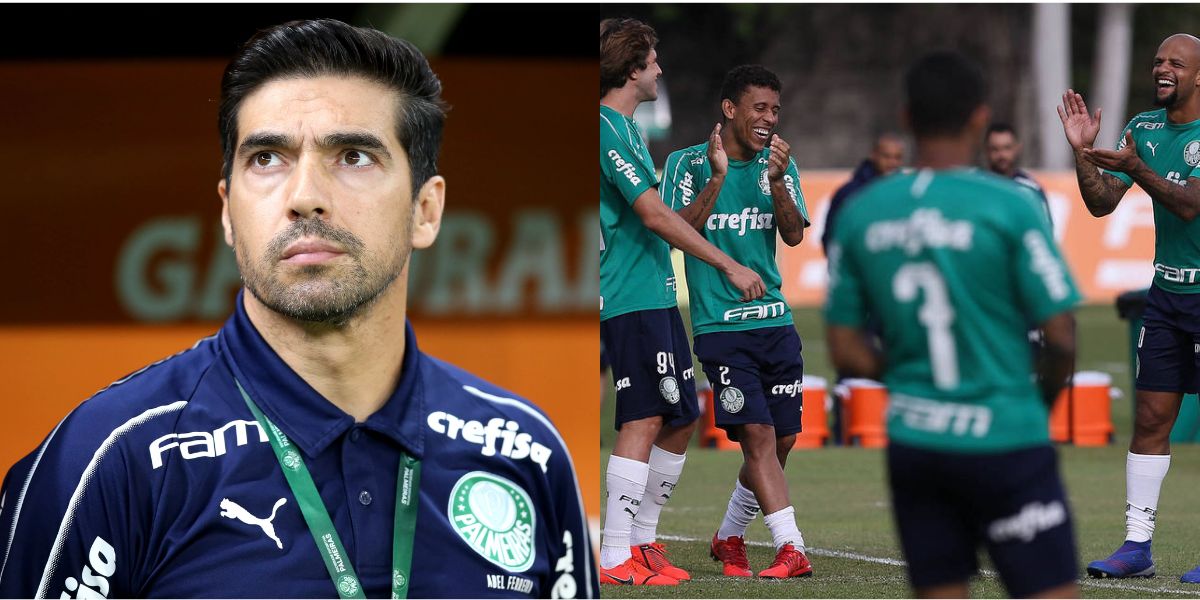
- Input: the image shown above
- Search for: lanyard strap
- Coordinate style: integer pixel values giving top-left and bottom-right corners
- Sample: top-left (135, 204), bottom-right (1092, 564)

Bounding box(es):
top-left (391, 454), bottom-right (420, 599)
top-left (236, 379), bottom-right (420, 599)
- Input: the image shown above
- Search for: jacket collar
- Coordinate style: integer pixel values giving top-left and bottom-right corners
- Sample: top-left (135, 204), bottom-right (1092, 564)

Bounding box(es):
top-left (217, 290), bottom-right (426, 459)
top-left (853, 159), bottom-right (879, 182)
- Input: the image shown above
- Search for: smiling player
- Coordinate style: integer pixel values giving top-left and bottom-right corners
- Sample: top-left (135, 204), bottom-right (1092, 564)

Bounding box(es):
top-left (663, 64), bottom-right (813, 580)
top-left (1060, 33), bottom-right (1200, 584)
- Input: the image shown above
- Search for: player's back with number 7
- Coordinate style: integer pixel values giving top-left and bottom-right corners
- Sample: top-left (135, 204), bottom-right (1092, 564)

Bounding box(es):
top-left (824, 51), bottom-right (1082, 598)
top-left (827, 168), bottom-right (1073, 450)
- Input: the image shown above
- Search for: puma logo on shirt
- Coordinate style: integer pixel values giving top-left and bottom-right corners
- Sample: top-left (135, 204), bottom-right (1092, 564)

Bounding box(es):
top-left (220, 498), bottom-right (287, 550)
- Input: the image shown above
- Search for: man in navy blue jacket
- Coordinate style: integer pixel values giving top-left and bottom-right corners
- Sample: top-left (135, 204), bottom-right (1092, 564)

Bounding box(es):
top-left (819, 133), bottom-right (904, 444)
top-left (820, 133), bottom-right (906, 257)
top-left (0, 19), bottom-right (596, 599)
top-left (984, 122), bottom-right (1053, 225)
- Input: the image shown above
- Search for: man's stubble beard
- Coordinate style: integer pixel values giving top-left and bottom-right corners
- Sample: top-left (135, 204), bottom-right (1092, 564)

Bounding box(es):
top-left (235, 217), bottom-right (411, 327)
top-left (1154, 88), bottom-right (1180, 108)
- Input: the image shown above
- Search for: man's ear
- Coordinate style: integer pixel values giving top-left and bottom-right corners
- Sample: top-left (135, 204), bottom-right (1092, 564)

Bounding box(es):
top-left (218, 178), bottom-right (234, 248)
top-left (721, 98), bottom-right (736, 121)
top-left (411, 176), bottom-right (445, 249)
top-left (967, 104), bottom-right (992, 134)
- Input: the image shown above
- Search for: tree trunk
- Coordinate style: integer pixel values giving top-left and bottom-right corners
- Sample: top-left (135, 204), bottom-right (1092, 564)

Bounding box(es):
top-left (1033, 4), bottom-right (1071, 169)
top-left (1092, 4), bottom-right (1134, 151)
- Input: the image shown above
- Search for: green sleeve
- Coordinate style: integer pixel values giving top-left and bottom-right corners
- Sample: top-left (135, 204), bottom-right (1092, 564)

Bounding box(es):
top-left (661, 149), bottom-right (695, 210)
top-left (599, 117), bottom-right (655, 206)
top-left (785, 158), bottom-right (810, 226)
top-left (823, 217), bottom-right (867, 327)
top-left (1009, 191), bottom-right (1081, 324)
top-left (1016, 183), bottom-right (1053, 230)
top-left (1101, 118), bottom-right (1138, 187)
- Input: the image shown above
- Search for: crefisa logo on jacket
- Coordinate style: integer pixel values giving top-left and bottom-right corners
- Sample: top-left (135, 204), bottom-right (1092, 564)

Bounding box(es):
top-left (448, 471), bottom-right (536, 572)
top-left (60, 536), bottom-right (117, 599)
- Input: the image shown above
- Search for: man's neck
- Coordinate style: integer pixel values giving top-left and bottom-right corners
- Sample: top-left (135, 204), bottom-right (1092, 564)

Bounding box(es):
top-left (721, 128), bottom-right (754, 162)
top-left (914, 134), bottom-right (976, 171)
top-left (1167, 97), bottom-right (1200, 124)
top-left (243, 286), bottom-right (407, 423)
top-left (601, 87), bottom-right (641, 117)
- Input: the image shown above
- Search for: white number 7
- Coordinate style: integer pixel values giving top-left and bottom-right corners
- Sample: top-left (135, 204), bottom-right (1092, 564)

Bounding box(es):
top-left (893, 262), bottom-right (959, 390)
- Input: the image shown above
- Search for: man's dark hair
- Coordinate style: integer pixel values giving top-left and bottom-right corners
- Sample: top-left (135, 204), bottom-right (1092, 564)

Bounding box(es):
top-left (904, 51), bottom-right (987, 137)
top-left (985, 122), bottom-right (1017, 139)
top-left (719, 65), bottom-right (782, 107)
top-left (219, 19), bottom-right (448, 195)
top-left (600, 18), bottom-right (657, 98)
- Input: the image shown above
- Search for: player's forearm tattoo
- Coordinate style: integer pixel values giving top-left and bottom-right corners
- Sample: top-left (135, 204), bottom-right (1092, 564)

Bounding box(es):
top-left (771, 181), bottom-right (805, 243)
top-left (677, 176), bottom-right (723, 231)
top-left (1129, 167), bottom-right (1200, 222)
top-left (1074, 157), bottom-right (1124, 216)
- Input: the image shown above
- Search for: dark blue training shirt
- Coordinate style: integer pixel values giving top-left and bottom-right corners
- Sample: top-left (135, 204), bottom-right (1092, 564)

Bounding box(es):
top-left (0, 295), bottom-right (597, 598)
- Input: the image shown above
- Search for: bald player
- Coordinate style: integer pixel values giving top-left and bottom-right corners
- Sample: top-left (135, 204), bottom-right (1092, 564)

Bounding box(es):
top-left (1059, 33), bottom-right (1200, 584)
top-left (821, 132), bottom-right (906, 256)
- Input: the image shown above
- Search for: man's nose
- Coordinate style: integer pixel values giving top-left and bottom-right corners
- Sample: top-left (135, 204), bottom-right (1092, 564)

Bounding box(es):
top-left (284, 155), bottom-right (331, 220)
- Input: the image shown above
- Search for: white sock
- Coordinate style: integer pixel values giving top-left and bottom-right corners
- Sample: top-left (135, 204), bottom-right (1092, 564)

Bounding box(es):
top-left (601, 456), bottom-right (649, 569)
top-left (763, 506), bottom-right (805, 551)
top-left (1125, 452), bottom-right (1170, 543)
top-left (630, 445), bottom-right (687, 546)
top-left (716, 479), bottom-right (760, 540)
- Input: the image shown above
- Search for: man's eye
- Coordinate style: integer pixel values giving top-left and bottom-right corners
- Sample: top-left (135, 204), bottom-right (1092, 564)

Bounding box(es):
top-left (254, 152), bottom-right (280, 167)
top-left (341, 150), bottom-right (376, 167)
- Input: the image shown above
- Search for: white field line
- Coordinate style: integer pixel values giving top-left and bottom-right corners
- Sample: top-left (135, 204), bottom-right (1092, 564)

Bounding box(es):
top-left (656, 534), bottom-right (1200, 596)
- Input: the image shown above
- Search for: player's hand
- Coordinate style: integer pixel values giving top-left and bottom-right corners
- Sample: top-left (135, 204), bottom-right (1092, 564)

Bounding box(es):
top-left (1083, 130), bottom-right (1141, 173)
top-left (767, 134), bottom-right (790, 182)
top-left (723, 263), bottom-right (766, 302)
top-left (707, 123), bottom-right (728, 177)
top-left (1057, 89), bottom-right (1101, 151)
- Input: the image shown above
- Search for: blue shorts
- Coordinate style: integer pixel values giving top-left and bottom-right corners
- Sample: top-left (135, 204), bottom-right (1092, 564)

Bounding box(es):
top-left (601, 308), bottom-right (699, 430)
top-left (1136, 285), bottom-right (1200, 393)
top-left (887, 442), bottom-right (1077, 597)
top-left (693, 326), bottom-right (804, 441)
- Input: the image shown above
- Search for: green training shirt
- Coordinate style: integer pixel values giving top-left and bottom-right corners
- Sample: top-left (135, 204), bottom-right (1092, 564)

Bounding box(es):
top-left (825, 168), bottom-right (1081, 453)
top-left (600, 105), bottom-right (677, 321)
top-left (1105, 109), bottom-right (1200, 293)
top-left (662, 142), bottom-right (809, 336)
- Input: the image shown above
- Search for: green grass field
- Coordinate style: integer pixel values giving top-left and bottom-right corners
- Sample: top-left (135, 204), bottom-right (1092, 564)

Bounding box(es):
top-left (600, 305), bottom-right (1200, 598)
